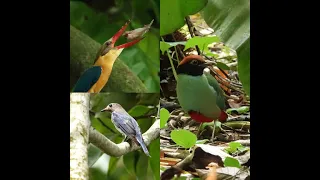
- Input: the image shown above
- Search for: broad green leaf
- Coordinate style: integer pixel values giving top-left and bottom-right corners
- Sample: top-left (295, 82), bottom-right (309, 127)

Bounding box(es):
top-left (160, 108), bottom-right (170, 128)
top-left (226, 106), bottom-right (249, 114)
top-left (224, 157), bottom-right (241, 168)
top-left (238, 146), bottom-right (249, 153)
top-left (160, 41), bottom-right (172, 55)
top-left (237, 38), bottom-right (250, 96)
top-left (159, 41), bottom-right (187, 55)
top-left (149, 138), bottom-right (160, 180)
top-left (128, 105), bottom-right (151, 117)
top-left (183, 36), bottom-right (220, 51)
top-left (216, 62), bottom-right (230, 70)
top-left (226, 142), bottom-right (242, 153)
top-left (160, 0), bottom-right (208, 35)
top-left (166, 41), bottom-right (187, 46)
top-left (170, 129), bottom-right (197, 148)
top-left (136, 153), bottom-right (149, 180)
top-left (137, 118), bottom-right (153, 133)
top-left (201, 0), bottom-right (250, 96)
top-left (106, 157), bottom-right (120, 176)
top-left (123, 151), bottom-right (139, 176)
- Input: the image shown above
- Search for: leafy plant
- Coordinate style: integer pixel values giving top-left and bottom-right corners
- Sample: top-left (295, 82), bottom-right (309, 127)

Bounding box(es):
top-left (224, 157), bottom-right (241, 168)
top-left (170, 129), bottom-right (197, 148)
top-left (225, 142), bottom-right (249, 155)
top-left (160, 108), bottom-right (170, 128)
top-left (201, 0), bottom-right (250, 96)
top-left (160, 0), bottom-right (208, 35)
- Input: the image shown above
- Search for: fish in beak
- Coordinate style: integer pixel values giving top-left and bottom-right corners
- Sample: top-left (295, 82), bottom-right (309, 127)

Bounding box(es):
top-left (111, 20), bottom-right (144, 50)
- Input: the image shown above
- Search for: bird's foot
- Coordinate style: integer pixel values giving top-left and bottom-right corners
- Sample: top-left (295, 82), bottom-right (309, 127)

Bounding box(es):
top-left (122, 136), bottom-right (129, 143)
top-left (210, 122), bottom-right (216, 142)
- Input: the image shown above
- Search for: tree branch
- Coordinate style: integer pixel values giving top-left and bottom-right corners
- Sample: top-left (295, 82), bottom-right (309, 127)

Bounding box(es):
top-left (89, 119), bottom-right (160, 157)
top-left (70, 93), bottom-right (91, 180)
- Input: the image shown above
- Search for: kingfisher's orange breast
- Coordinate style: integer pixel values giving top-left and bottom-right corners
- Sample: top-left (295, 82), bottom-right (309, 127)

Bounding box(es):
top-left (88, 66), bottom-right (112, 93)
top-left (88, 56), bottom-right (115, 93)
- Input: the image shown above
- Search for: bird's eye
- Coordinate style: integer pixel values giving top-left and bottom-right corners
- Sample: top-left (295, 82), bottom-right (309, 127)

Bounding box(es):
top-left (190, 60), bottom-right (198, 65)
top-left (109, 104), bottom-right (112, 107)
top-left (105, 41), bottom-right (111, 46)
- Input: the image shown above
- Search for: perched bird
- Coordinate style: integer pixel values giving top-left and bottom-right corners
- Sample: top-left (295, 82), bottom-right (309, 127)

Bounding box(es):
top-left (176, 55), bottom-right (228, 141)
top-left (101, 103), bottom-right (151, 157)
top-left (72, 21), bottom-right (144, 93)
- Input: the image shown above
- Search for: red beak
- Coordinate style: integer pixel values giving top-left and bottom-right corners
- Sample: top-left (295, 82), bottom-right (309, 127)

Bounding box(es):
top-left (112, 20), bottom-right (144, 49)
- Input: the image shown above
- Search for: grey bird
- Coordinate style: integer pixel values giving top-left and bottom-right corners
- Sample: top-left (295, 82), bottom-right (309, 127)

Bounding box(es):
top-left (101, 103), bottom-right (151, 157)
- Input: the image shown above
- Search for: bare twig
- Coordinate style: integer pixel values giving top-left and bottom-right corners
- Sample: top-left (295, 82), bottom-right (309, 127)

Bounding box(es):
top-left (171, 33), bottom-right (185, 59)
top-left (185, 16), bottom-right (201, 55)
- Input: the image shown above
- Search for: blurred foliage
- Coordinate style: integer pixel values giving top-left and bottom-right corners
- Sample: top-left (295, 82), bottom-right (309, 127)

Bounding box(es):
top-left (88, 92), bottom-right (160, 180)
top-left (70, 0), bottom-right (160, 92)
top-left (201, 0), bottom-right (250, 96)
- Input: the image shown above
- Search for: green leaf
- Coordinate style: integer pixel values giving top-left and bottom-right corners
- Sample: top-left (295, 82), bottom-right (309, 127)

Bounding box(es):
top-left (160, 0), bottom-right (208, 35)
top-left (183, 36), bottom-right (220, 51)
top-left (166, 41), bottom-right (187, 46)
top-left (160, 41), bottom-right (172, 55)
top-left (136, 153), bottom-right (149, 180)
top-left (160, 108), bottom-right (170, 128)
top-left (106, 157), bottom-right (120, 176)
top-left (226, 142), bottom-right (242, 153)
top-left (174, 177), bottom-right (187, 180)
top-left (201, 0), bottom-right (250, 96)
top-left (216, 62), bottom-right (230, 70)
top-left (159, 41), bottom-right (187, 55)
top-left (237, 38), bottom-right (250, 96)
top-left (200, 121), bottom-right (221, 133)
top-left (196, 139), bottom-right (209, 144)
top-left (149, 138), bottom-right (160, 180)
top-left (224, 157), bottom-right (241, 168)
top-left (238, 146), bottom-right (249, 152)
top-left (226, 106), bottom-right (249, 114)
top-left (123, 151), bottom-right (139, 176)
top-left (128, 105), bottom-right (151, 117)
top-left (170, 129), bottom-right (197, 148)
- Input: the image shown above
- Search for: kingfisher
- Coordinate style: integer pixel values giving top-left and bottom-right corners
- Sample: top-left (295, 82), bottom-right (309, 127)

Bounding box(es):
top-left (176, 55), bottom-right (228, 141)
top-left (72, 21), bottom-right (144, 93)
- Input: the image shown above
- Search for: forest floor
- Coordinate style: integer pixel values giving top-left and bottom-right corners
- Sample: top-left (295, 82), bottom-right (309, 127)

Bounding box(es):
top-left (159, 14), bottom-right (250, 180)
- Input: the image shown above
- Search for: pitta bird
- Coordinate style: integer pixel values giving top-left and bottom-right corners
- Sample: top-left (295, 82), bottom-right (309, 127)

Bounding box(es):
top-left (176, 55), bottom-right (228, 141)
top-left (72, 21), bottom-right (143, 93)
top-left (101, 103), bottom-right (151, 157)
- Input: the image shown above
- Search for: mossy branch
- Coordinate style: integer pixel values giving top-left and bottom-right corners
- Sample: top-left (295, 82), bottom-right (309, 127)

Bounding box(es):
top-left (70, 25), bottom-right (148, 93)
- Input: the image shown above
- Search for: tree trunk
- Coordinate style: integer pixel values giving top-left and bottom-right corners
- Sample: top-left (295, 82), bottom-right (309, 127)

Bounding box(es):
top-left (70, 93), bottom-right (90, 180)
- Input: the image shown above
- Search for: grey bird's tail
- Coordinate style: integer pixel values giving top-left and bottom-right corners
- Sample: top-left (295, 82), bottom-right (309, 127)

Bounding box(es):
top-left (135, 134), bottom-right (151, 157)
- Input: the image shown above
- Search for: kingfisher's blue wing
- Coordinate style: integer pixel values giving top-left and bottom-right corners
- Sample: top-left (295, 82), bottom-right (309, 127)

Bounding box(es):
top-left (111, 111), bottom-right (139, 136)
top-left (72, 66), bottom-right (102, 92)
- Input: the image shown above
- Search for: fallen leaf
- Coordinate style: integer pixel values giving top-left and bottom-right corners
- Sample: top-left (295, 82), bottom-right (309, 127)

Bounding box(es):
top-left (228, 99), bottom-right (241, 108)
